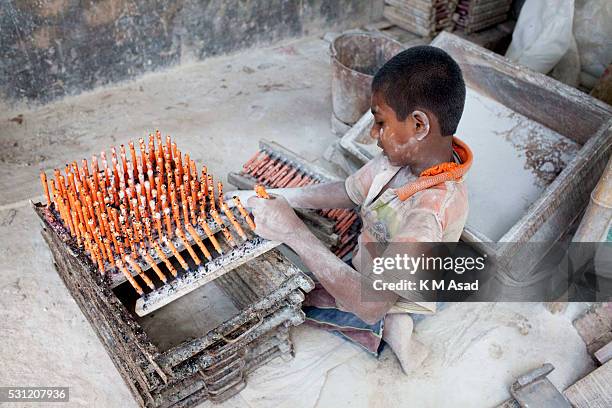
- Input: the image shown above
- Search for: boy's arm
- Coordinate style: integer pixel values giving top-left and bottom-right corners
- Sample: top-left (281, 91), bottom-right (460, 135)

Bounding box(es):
top-left (226, 181), bottom-right (356, 210)
top-left (248, 194), bottom-right (397, 324)
top-left (287, 223), bottom-right (400, 323)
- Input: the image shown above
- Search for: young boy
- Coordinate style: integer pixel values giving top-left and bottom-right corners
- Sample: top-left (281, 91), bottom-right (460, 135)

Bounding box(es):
top-left (227, 46), bottom-right (472, 372)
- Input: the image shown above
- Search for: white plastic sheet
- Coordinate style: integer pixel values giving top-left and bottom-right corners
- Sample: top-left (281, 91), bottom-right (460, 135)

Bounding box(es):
top-left (574, 0), bottom-right (612, 79)
top-left (505, 0), bottom-right (575, 73)
top-left (551, 35), bottom-right (581, 87)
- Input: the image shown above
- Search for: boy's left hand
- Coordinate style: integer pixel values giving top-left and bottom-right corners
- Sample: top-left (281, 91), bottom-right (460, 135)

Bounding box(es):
top-left (247, 194), bottom-right (304, 243)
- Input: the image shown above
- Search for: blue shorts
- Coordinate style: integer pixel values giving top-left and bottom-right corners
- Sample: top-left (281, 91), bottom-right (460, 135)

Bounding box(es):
top-left (303, 282), bottom-right (443, 356)
top-left (302, 282), bottom-right (384, 355)
top-left (303, 303), bottom-right (384, 355)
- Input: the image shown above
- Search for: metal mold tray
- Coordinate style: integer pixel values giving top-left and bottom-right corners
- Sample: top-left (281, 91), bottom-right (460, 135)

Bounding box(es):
top-left (35, 203), bottom-right (313, 407)
top-left (152, 328), bottom-right (292, 407)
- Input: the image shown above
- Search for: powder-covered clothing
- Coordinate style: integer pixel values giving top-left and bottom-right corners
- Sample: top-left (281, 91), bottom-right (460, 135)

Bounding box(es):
top-left (346, 152), bottom-right (468, 245)
top-left (346, 152), bottom-right (469, 312)
top-left (304, 151), bottom-right (469, 353)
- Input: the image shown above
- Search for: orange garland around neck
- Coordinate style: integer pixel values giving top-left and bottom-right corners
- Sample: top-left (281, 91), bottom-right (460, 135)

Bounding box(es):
top-left (394, 136), bottom-right (473, 201)
top-left (419, 161), bottom-right (460, 177)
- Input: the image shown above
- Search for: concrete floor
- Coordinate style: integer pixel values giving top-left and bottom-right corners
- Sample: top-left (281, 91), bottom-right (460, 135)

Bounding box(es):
top-left (0, 35), bottom-right (594, 407)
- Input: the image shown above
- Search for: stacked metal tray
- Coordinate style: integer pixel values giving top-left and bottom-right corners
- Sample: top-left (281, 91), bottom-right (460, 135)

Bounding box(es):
top-left (383, 0), bottom-right (458, 38)
top-left (453, 0), bottom-right (512, 33)
top-left (150, 326), bottom-right (294, 406)
top-left (34, 203), bottom-right (314, 407)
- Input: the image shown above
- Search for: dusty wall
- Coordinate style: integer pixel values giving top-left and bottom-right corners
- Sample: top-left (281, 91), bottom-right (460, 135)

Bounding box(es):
top-left (0, 0), bottom-right (382, 105)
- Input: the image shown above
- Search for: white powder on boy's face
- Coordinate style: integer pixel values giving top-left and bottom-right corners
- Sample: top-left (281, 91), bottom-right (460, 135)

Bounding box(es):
top-left (380, 124), bottom-right (414, 166)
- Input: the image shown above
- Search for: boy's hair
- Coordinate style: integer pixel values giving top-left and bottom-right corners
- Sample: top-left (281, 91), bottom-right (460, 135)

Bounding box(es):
top-left (372, 46), bottom-right (466, 136)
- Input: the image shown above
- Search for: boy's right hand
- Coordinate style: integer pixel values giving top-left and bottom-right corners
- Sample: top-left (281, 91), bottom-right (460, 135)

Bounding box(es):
top-left (224, 190), bottom-right (256, 208)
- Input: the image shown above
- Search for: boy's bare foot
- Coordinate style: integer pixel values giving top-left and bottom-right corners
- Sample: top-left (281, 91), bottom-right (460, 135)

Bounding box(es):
top-left (382, 314), bottom-right (430, 374)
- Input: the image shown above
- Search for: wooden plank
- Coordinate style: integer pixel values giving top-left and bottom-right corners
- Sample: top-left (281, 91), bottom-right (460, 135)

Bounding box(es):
top-left (383, 6), bottom-right (434, 37)
top-left (564, 361), bottom-right (612, 408)
top-left (386, 0), bottom-right (434, 19)
top-left (573, 302), bottom-right (612, 355)
top-left (594, 341), bottom-right (612, 365)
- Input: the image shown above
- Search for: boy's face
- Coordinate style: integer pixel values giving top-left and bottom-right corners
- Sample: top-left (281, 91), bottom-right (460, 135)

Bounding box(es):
top-left (370, 91), bottom-right (427, 167)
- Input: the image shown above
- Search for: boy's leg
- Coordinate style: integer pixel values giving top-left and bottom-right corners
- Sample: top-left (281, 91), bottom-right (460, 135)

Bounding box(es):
top-left (303, 283), bottom-right (384, 355)
top-left (382, 313), bottom-right (429, 374)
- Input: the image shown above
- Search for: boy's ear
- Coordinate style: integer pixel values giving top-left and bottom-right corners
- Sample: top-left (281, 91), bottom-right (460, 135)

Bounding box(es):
top-left (412, 110), bottom-right (430, 141)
